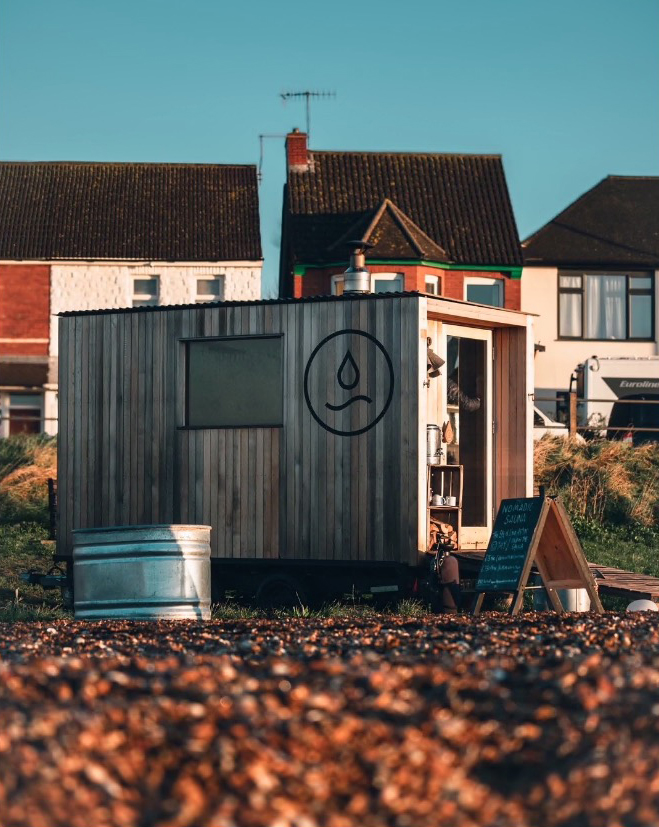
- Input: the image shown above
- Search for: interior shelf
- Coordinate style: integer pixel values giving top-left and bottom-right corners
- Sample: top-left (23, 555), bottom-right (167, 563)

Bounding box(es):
top-left (427, 464), bottom-right (463, 549)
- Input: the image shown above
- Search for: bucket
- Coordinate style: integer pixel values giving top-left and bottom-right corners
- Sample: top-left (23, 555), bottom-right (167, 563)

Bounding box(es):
top-left (533, 579), bottom-right (591, 612)
top-left (427, 424), bottom-right (443, 465)
top-left (73, 524), bottom-right (211, 620)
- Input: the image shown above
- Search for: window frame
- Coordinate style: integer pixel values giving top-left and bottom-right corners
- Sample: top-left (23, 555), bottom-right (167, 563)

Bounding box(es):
top-left (557, 270), bottom-right (655, 342)
top-left (7, 392), bottom-right (43, 435)
top-left (132, 275), bottom-right (160, 307)
top-left (331, 274), bottom-right (344, 296)
top-left (331, 272), bottom-right (405, 295)
top-left (424, 274), bottom-right (441, 295)
top-left (181, 333), bottom-right (285, 430)
top-left (463, 276), bottom-right (505, 307)
top-left (195, 275), bottom-right (225, 304)
top-left (370, 272), bottom-right (404, 293)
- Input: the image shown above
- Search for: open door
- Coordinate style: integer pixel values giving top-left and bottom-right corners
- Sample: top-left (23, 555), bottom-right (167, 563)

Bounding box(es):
top-left (441, 326), bottom-right (493, 548)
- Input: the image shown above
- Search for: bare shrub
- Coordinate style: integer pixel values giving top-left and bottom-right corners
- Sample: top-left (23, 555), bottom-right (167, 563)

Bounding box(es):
top-left (0, 437), bottom-right (56, 523)
top-left (534, 436), bottom-right (659, 528)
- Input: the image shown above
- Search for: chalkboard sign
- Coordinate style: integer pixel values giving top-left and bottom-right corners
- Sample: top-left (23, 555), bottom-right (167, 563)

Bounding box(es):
top-left (476, 497), bottom-right (545, 592)
top-left (472, 497), bottom-right (604, 615)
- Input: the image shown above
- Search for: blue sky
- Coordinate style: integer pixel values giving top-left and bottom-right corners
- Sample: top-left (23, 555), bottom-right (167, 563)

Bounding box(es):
top-left (2, 0), bottom-right (658, 297)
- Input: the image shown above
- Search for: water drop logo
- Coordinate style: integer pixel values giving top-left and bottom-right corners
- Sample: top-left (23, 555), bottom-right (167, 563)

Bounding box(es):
top-left (304, 329), bottom-right (394, 436)
top-left (325, 349), bottom-right (373, 411)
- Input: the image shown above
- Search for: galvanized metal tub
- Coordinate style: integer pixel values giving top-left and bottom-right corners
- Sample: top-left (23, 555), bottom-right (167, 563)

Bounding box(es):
top-left (73, 524), bottom-right (211, 620)
top-left (533, 583), bottom-right (591, 613)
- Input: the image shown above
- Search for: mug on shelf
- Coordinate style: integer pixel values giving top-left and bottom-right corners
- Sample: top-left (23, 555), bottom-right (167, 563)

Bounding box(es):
top-left (431, 495), bottom-right (446, 506)
top-left (445, 496), bottom-right (457, 507)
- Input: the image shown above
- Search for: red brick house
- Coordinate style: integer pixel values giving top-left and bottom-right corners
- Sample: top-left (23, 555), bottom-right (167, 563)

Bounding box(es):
top-left (0, 264), bottom-right (52, 434)
top-left (279, 130), bottom-right (523, 305)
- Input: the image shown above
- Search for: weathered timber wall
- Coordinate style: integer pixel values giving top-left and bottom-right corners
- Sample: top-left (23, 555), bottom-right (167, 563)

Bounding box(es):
top-left (58, 296), bottom-right (421, 566)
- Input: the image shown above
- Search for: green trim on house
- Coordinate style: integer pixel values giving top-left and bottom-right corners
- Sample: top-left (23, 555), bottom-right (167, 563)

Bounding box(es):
top-left (294, 261), bottom-right (522, 279)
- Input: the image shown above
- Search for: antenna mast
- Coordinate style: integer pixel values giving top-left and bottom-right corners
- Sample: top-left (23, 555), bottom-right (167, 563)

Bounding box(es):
top-left (280, 90), bottom-right (336, 138)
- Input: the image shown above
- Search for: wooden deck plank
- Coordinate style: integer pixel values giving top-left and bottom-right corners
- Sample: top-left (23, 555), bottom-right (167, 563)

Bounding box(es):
top-left (456, 551), bottom-right (659, 601)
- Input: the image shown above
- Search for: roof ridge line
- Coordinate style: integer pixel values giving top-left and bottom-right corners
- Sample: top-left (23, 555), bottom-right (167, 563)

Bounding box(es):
top-left (0, 160), bottom-right (256, 169)
top-left (309, 149), bottom-right (503, 159)
top-left (522, 176), bottom-right (608, 247)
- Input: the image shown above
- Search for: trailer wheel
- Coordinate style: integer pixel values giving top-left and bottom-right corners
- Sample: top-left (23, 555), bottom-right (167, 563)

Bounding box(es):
top-left (255, 575), bottom-right (308, 609)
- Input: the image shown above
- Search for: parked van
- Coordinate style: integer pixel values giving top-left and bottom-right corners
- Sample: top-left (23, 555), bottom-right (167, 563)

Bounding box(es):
top-left (573, 357), bottom-right (659, 444)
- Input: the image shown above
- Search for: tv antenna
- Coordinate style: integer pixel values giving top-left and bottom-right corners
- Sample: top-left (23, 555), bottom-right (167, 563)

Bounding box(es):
top-left (280, 90), bottom-right (336, 138)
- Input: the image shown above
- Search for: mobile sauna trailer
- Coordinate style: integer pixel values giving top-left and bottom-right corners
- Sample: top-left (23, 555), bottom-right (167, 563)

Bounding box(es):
top-left (57, 292), bottom-right (534, 604)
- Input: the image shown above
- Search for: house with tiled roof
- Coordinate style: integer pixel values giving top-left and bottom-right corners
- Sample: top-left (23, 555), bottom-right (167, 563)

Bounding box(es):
top-left (279, 130), bottom-right (523, 306)
top-left (522, 176), bottom-right (659, 419)
top-left (0, 161), bottom-right (262, 436)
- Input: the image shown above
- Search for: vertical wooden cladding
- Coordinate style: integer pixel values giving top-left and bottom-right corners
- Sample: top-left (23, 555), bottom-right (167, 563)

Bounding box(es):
top-left (58, 303), bottom-right (283, 561)
top-left (285, 296), bottom-right (418, 565)
top-left (58, 296), bottom-right (421, 566)
top-left (493, 325), bottom-right (528, 510)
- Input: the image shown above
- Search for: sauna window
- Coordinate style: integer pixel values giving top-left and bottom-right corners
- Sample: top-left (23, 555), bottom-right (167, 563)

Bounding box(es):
top-left (185, 335), bottom-right (284, 428)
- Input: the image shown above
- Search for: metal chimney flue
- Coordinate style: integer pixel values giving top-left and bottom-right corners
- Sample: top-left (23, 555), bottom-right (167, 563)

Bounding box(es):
top-left (342, 240), bottom-right (373, 294)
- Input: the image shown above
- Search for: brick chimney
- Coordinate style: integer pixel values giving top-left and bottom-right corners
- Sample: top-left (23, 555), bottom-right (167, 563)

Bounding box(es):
top-left (286, 128), bottom-right (310, 172)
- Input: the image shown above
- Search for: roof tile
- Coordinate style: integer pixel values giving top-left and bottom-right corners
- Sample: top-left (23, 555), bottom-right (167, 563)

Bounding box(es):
top-left (0, 162), bottom-right (262, 261)
top-left (284, 151), bottom-right (521, 269)
top-left (523, 176), bottom-right (659, 267)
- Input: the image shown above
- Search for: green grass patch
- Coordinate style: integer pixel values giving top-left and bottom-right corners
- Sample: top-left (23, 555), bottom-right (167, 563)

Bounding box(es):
top-left (209, 598), bottom-right (432, 620)
top-left (578, 522), bottom-right (659, 577)
top-left (0, 522), bottom-right (66, 616)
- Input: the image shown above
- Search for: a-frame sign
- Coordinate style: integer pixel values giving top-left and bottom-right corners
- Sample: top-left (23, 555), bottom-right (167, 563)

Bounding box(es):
top-left (472, 496), bottom-right (604, 615)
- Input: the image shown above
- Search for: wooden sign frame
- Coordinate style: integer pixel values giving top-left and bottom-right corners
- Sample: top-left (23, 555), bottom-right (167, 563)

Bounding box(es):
top-left (472, 497), bottom-right (604, 615)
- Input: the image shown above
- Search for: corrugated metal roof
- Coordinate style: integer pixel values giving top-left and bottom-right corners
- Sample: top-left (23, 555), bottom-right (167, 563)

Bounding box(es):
top-left (59, 289), bottom-right (533, 318)
top-left (59, 291), bottom-right (424, 316)
top-left (0, 162), bottom-right (262, 262)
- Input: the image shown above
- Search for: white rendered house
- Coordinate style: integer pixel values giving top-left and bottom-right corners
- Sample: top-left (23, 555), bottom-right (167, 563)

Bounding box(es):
top-left (521, 176), bottom-right (659, 422)
top-left (0, 162), bottom-right (263, 436)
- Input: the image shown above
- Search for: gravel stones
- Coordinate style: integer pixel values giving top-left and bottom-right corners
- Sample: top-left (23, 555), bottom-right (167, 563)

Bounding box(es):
top-left (2, 613), bottom-right (659, 826)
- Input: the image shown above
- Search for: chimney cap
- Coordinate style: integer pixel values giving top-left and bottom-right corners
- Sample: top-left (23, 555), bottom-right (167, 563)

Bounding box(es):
top-left (345, 239), bottom-right (374, 252)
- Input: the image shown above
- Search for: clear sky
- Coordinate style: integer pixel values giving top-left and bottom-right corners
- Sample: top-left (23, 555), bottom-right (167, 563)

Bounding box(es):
top-left (2, 0), bottom-right (658, 297)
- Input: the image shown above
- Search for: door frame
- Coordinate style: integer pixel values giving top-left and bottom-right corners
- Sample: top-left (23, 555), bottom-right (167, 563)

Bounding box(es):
top-left (440, 325), bottom-right (493, 548)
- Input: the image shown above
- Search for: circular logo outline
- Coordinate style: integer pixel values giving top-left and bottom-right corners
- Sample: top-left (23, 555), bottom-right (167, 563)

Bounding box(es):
top-left (303, 328), bottom-right (395, 437)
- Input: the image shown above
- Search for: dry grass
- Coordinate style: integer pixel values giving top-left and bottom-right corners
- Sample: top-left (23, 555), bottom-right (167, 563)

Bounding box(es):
top-left (534, 436), bottom-right (659, 527)
top-left (0, 437), bottom-right (57, 524)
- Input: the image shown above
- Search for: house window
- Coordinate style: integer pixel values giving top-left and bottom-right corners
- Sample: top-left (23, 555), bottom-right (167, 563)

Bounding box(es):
top-left (331, 275), bottom-right (344, 296)
top-left (425, 275), bottom-right (440, 295)
top-left (372, 273), bottom-right (404, 293)
top-left (331, 273), bottom-right (404, 295)
top-left (196, 276), bottom-right (224, 303)
top-left (132, 276), bottom-right (159, 307)
top-left (464, 277), bottom-right (504, 307)
top-left (185, 335), bottom-right (283, 428)
top-left (558, 272), bottom-right (654, 340)
top-left (8, 393), bottom-right (42, 435)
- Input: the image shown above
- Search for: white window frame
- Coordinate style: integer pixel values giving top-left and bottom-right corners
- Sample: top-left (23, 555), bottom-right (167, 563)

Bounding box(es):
top-left (425, 274), bottom-right (440, 295)
top-left (371, 272), bottom-right (404, 293)
top-left (195, 275), bottom-right (225, 304)
top-left (331, 272), bottom-right (404, 295)
top-left (331, 275), bottom-right (345, 296)
top-left (464, 276), bottom-right (504, 307)
top-left (132, 275), bottom-right (160, 307)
